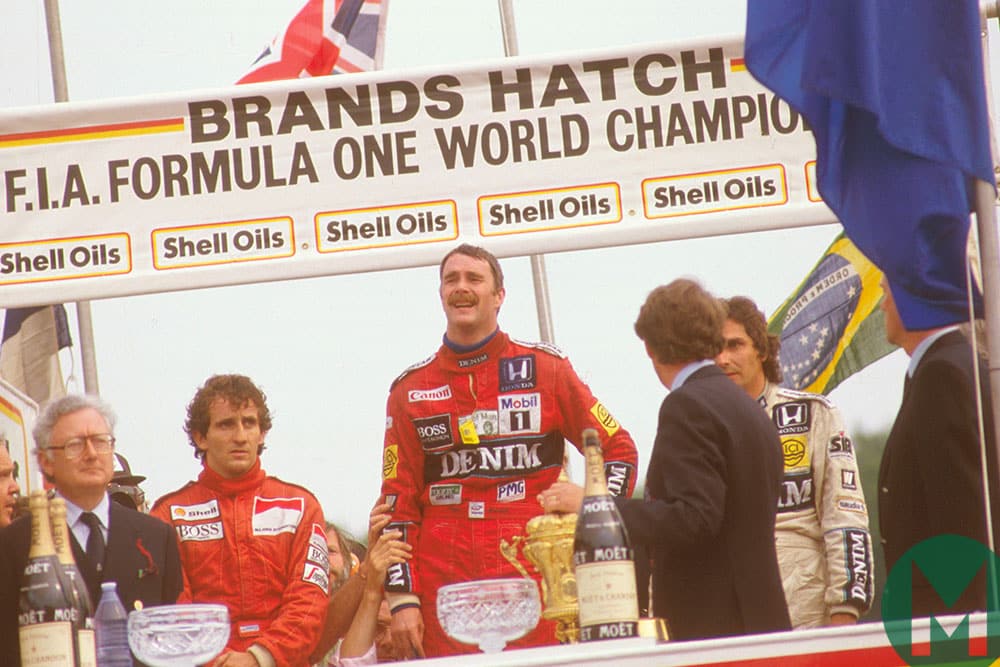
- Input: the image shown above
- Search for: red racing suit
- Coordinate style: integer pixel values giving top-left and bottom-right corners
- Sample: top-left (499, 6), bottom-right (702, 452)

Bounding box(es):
top-left (151, 460), bottom-right (329, 667)
top-left (381, 330), bottom-right (638, 657)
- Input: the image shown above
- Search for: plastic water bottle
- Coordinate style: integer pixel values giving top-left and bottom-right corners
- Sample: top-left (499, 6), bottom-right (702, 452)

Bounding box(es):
top-left (94, 582), bottom-right (131, 667)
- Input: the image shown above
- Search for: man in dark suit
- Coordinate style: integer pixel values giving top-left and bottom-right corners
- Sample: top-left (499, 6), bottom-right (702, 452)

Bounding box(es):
top-left (878, 278), bottom-right (999, 616)
top-left (617, 278), bottom-right (790, 640)
top-left (0, 394), bottom-right (182, 665)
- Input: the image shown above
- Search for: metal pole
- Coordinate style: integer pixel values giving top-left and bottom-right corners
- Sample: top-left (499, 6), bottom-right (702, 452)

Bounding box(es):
top-left (43, 0), bottom-right (100, 394)
top-left (497, 0), bottom-right (556, 344)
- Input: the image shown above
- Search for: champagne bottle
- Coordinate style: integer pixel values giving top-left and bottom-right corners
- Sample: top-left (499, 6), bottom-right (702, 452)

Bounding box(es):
top-left (19, 491), bottom-right (76, 666)
top-left (51, 497), bottom-right (97, 667)
top-left (573, 429), bottom-right (639, 642)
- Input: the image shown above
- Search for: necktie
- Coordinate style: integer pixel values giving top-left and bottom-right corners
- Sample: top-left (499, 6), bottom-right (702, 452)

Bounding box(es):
top-left (81, 512), bottom-right (106, 573)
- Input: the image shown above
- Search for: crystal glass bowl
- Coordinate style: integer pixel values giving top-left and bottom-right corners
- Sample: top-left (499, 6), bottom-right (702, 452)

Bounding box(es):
top-left (127, 603), bottom-right (230, 667)
top-left (436, 578), bottom-right (541, 653)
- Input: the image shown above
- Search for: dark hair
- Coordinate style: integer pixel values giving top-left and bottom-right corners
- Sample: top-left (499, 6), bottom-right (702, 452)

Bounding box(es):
top-left (720, 296), bottom-right (782, 383)
top-left (635, 279), bottom-right (725, 364)
top-left (185, 374), bottom-right (272, 460)
top-left (439, 244), bottom-right (504, 292)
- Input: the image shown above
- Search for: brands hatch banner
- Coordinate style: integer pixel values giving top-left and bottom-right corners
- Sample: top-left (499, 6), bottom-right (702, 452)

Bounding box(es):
top-left (0, 34), bottom-right (835, 307)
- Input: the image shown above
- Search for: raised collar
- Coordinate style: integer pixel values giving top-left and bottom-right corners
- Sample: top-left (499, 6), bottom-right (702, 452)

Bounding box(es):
top-left (437, 329), bottom-right (509, 372)
top-left (197, 458), bottom-right (266, 496)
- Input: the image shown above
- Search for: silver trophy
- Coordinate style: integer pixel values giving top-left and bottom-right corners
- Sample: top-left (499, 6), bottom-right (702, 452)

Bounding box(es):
top-left (127, 603), bottom-right (230, 667)
top-left (436, 578), bottom-right (541, 653)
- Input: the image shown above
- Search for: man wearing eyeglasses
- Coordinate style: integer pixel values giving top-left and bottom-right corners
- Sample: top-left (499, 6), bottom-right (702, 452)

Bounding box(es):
top-left (0, 394), bottom-right (183, 666)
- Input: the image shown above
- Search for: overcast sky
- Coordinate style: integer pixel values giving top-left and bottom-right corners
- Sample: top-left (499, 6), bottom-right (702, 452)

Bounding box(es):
top-left (2, 0), bottom-right (961, 538)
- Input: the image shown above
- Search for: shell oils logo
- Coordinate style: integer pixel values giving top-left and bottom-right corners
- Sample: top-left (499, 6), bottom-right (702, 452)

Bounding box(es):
top-left (383, 444), bottom-right (399, 480)
top-left (173, 507), bottom-right (187, 518)
top-left (590, 402), bottom-right (620, 437)
top-left (782, 437), bottom-right (809, 470)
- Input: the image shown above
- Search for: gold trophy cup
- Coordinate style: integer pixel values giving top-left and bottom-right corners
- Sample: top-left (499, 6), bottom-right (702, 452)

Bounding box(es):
top-left (500, 472), bottom-right (580, 643)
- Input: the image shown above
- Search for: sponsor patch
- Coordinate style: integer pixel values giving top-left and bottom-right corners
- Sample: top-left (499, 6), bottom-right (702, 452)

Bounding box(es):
top-left (177, 521), bottom-right (224, 542)
top-left (773, 401), bottom-right (811, 434)
top-left (408, 385), bottom-right (452, 402)
top-left (841, 469), bottom-right (857, 490)
top-left (385, 559), bottom-right (412, 592)
top-left (844, 528), bottom-right (872, 604)
top-left (829, 433), bottom-right (854, 458)
top-left (170, 499), bottom-right (220, 521)
top-left (458, 353), bottom-right (488, 368)
top-left (497, 479), bottom-right (526, 502)
top-left (385, 416), bottom-right (393, 430)
top-left (238, 623), bottom-right (261, 637)
top-left (837, 497), bottom-right (866, 514)
top-left (385, 494), bottom-right (398, 512)
top-left (309, 523), bottom-right (327, 550)
top-left (429, 483), bottom-right (462, 505)
top-left (252, 496), bottom-right (304, 536)
top-left (499, 355), bottom-right (537, 392)
top-left (383, 445), bottom-right (399, 480)
top-left (468, 501), bottom-right (485, 519)
top-left (498, 393), bottom-right (541, 434)
top-left (302, 562), bottom-right (330, 594)
top-left (457, 416), bottom-right (479, 445)
top-left (414, 414), bottom-right (453, 451)
top-left (604, 462), bottom-right (634, 497)
top-left (781, 437), bottom-right (810, 471)
top-left (471, 410), bottom-right (499, 437)
top-left (425, 433), bottom-right (563, 482)
top-left (777, 474), bottom-right (814, 512)
top-left (590, 402), bottom-right (621, 437)
top-left (307, 543), bottom-right (330, 573)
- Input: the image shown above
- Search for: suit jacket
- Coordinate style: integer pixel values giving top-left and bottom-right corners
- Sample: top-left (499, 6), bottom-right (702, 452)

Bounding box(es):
top-left (0, 497), bottom-right (183, 667)
top-left (878, 330), bottom-right (999, 616)
top-left (618, 365), bottom-right (791, 640)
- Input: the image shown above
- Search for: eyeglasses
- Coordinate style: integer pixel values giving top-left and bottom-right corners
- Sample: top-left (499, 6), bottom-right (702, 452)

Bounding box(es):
top-left (48, 434), bottom-right (116, 459)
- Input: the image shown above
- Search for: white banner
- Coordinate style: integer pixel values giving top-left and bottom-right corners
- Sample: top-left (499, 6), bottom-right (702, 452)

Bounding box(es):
top-left (0, 378), bottom-right (39, 494)
top-left (0, 34), bottom-right (833, 307)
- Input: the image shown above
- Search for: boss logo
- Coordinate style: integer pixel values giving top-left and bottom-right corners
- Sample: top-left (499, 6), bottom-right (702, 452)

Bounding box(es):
top-left (414, 414), bottom-right (453, 450)
top-left (177, 521), bottom-right (224, 542)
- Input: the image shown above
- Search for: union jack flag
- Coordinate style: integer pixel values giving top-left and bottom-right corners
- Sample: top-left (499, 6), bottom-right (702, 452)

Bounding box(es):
top-left (238, 0), bottom-right (386, 84)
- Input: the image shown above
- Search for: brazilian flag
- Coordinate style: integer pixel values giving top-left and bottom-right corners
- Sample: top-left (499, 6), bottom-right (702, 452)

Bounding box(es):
top-left (767, 233), bottom-right (897, 395)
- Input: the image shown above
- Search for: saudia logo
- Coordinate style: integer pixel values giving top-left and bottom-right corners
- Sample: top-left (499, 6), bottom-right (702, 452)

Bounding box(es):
top-left (882, 535), bottom-right (1000, 665)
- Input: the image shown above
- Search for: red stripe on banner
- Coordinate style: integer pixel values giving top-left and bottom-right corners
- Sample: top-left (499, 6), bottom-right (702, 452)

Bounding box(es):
top-left (0, 118), bottom-right (184, 146)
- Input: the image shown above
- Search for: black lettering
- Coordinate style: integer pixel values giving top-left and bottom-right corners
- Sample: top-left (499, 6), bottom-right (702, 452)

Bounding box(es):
top-left (189, 99), bottom-right (230, 143)
top-left (278, 91), bottom-right (325, 134)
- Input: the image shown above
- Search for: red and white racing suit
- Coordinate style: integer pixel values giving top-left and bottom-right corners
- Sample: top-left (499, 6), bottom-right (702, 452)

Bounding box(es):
top-left (761, 382), bottom-right (874, 628)
top-left (151, 460), bottom-right (330, 667)
top-left (381, 330), bottom-right (638, 657)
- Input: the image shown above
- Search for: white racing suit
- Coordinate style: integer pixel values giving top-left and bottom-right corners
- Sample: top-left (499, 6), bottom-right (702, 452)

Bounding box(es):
top-left (760, 382), bottom-right (874, 628)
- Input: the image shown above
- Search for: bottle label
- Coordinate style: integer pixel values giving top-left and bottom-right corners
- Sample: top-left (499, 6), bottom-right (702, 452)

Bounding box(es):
top-left (79, 628), bottom-right (97, 667)
top-left (19, 622), bottom-right (74, 666)
top-left (576, 560), bottom-right (639, 639)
